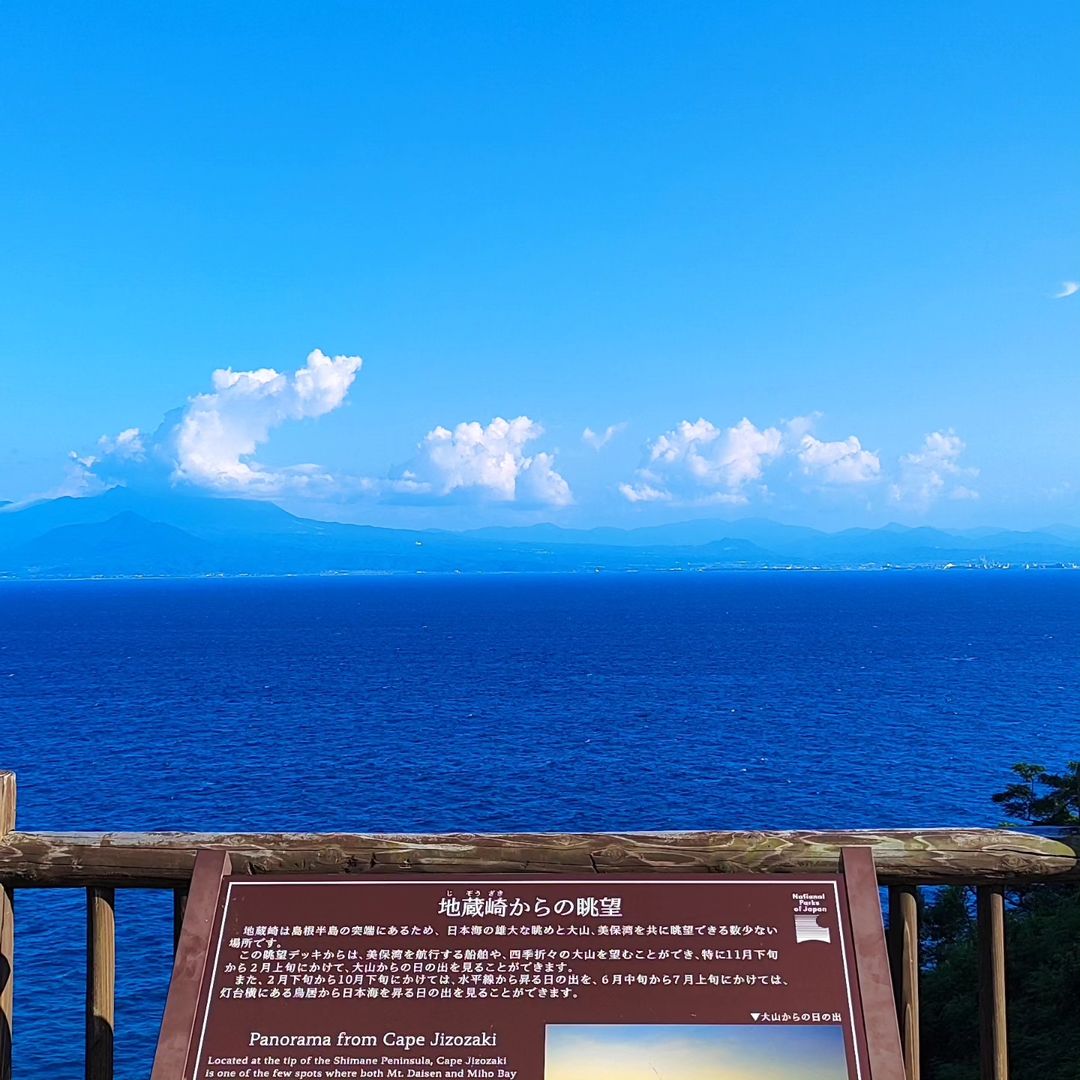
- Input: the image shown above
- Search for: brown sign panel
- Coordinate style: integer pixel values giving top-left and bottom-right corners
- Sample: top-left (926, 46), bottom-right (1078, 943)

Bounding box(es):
top-left (153, 849), bottom-right (903, 1080)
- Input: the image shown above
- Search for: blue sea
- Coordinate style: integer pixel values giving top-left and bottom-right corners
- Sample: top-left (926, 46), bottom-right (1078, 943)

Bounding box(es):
top-left (1, 572), bottom-right (1078, 1077)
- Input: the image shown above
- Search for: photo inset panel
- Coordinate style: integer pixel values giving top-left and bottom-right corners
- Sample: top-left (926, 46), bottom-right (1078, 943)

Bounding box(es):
top-left (545, 1023), bottom-right (849, 1080)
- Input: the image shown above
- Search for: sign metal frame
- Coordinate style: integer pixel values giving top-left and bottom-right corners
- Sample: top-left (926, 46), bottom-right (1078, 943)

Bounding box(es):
top-left (152, 845), bottom-right (904, 1080)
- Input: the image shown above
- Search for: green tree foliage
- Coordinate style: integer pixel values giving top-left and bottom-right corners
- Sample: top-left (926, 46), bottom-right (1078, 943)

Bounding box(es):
top-left (991, 762), bottom-right (1080, 825)
top-left (919, 762), bottom-right (1080, 1080)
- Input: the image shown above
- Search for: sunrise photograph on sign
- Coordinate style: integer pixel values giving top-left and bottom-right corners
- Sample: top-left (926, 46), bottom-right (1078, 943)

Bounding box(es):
top-left (544, 1024), bottom-right (848, 1080)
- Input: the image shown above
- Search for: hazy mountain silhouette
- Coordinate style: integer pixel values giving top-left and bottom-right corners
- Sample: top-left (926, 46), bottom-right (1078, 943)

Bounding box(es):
top-left (0, 488), bottom-right (1077, 578)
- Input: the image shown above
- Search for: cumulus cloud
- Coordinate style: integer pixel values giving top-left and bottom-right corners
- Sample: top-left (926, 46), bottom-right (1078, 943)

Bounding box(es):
top-left (97, 427), bottom-right (146, 461)
top-left (890, 430), bottom-right (979, 507)
top-left (1053, 281), bottom-right (1079, 299)
top-left (393, 416), bottom-right (572, 507)
top-left (796, 434), bottom-right (881, 485)
top-left (81, 349), bottom-right (362, 496)
top-left (174, 351), bottom-right (361, 491)
top-left (70, 359), bottom-right (571, 510)
top-left (617, 414), bottom-right (894, 505)
top-left (581, 422), bottom-right (628, 451)
top-left (619, 481), bottom-right (672, 504)
top-left (619, 418), bottom-right (783, 505)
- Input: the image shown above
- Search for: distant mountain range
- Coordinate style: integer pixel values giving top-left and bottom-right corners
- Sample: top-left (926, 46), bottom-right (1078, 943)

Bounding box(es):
top-left (0, 487), bottom-right (1078, 578)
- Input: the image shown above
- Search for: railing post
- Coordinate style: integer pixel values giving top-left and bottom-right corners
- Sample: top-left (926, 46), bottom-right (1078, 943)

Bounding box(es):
top-left (151, 850), bottom-right (232, 1080)
top-left (86, 886), bottom-right (115, 1080)
top-left (0, 772), bottom-right (15, 1080)
top-left (839, 847), bottom-right (906, 1080)
top-left (977, 884), bottom-right (1008, 1080)
top-left (888, 886), bottom-right (921, 1080)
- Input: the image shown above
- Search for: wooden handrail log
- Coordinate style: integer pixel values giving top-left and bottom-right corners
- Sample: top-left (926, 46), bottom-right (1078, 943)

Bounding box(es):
top-left (0, 828), bottom-right (1077, 887)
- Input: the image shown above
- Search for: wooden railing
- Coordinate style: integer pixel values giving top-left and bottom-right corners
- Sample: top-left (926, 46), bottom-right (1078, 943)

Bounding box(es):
top-left (1, 770), bottom-right (1077, 1080)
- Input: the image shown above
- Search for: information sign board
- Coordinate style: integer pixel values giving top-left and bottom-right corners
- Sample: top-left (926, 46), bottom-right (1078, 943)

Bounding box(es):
top-left (152, 848), bottom-right (904, 1080)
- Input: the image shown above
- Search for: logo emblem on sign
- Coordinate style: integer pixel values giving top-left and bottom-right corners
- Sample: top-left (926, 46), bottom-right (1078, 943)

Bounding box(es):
top-left (794, 913), bottom-right (831, 943)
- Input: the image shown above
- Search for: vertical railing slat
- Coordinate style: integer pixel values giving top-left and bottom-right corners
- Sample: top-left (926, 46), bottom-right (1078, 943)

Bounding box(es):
top-left (86, 887), bottom-right (115, 1080)
top-left (889, 886), bottom-right (921, 1080)
top-left (0, 772), bottom-right (14, 1080)
top-left (977, 884), bottom-right (1008, 1080)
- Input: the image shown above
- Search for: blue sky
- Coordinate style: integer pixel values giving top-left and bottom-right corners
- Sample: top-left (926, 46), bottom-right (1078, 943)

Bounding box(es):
top-left (0, 2), bottom-right (1076, 530)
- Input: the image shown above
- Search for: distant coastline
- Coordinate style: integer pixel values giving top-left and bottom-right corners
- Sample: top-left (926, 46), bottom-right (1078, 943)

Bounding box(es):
top-left (3, 565), bottom-right (1079, 585)
top-left (2, 487), bottom-right (1079, 580)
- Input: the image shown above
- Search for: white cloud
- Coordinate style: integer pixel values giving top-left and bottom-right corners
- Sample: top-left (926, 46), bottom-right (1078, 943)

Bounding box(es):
top-left (783, 413), bottom-right (820, 441)
top-left (71, 360), bottom-right (571, 510)
top-left (97, 427), bottom-right (145, 461)
top-left (618, 414), bottom-right (902, 506)
top-left (1053, 281), bottom-right (1079, 299)
top-left (82, 349), bottom-right (362, 496)
top-left (797, 434), bottom-right (881, 485)
top-left (617, 480), bottom-right (672, 504)
top-left (890, 430), bottom-right (979, 507)
top-left (581, 422), bottom-right (628, 451)
top-left (174, 350), bottom-right (361, 491)
top-left (394, 416), bottom-right (572, 507)
top-left (619, 417), bottom-right (783, 505)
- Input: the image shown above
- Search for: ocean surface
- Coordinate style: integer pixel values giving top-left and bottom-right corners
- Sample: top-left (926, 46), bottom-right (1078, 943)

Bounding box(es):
top-left (1, 572), bottom-right (1078, 1077)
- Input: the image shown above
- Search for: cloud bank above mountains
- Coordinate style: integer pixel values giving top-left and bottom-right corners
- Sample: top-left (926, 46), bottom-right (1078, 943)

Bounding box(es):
top-left (73, 351), bottom-right (574, 508)
top-left (66, 348), bottom-right (979, 515)
top-left (616, 415), bottom-right (969, 508)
